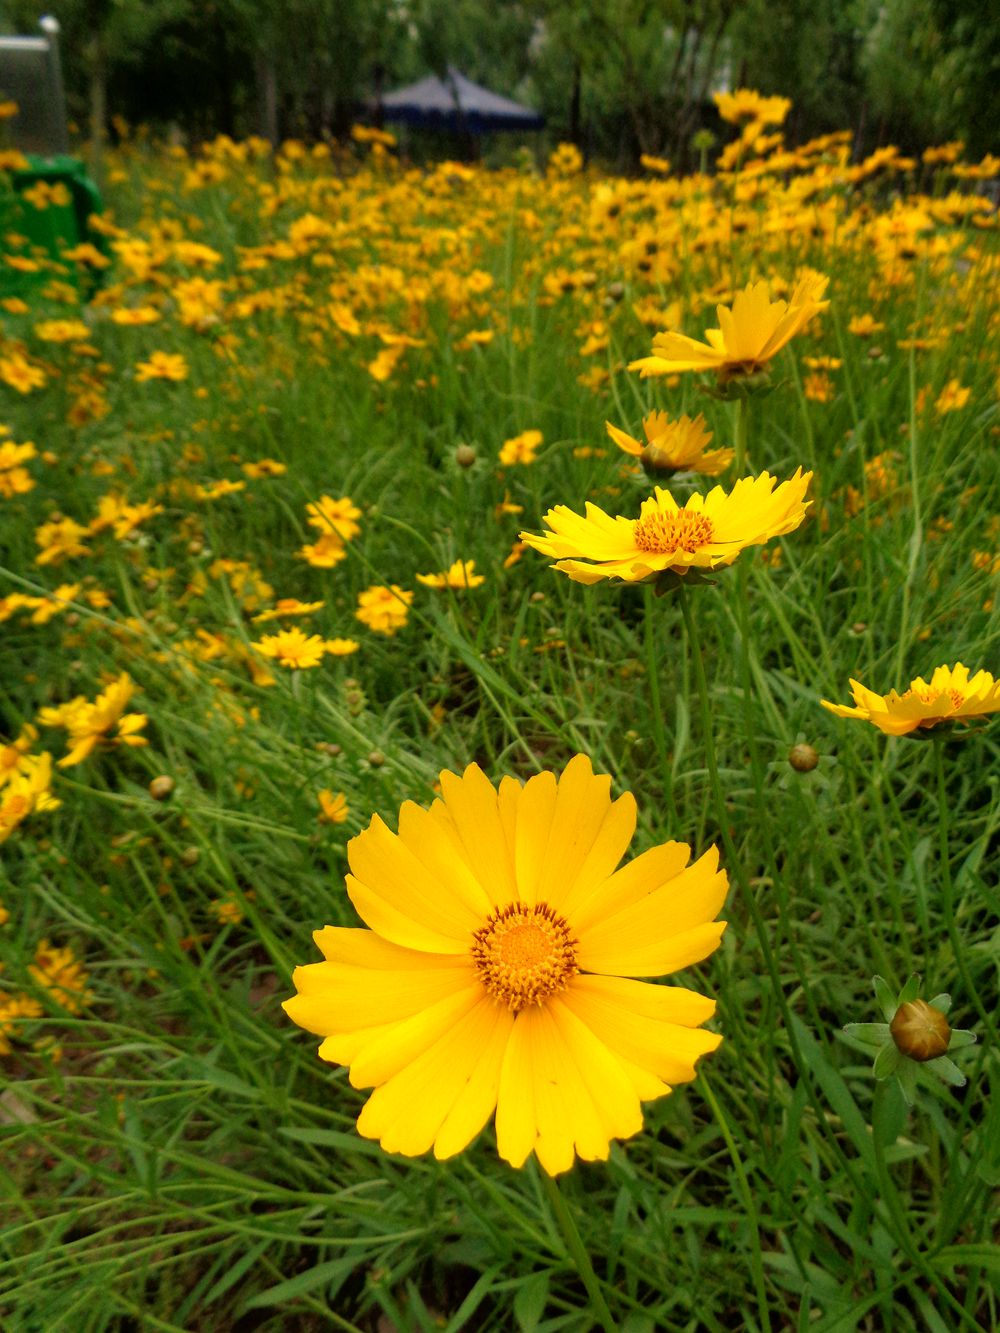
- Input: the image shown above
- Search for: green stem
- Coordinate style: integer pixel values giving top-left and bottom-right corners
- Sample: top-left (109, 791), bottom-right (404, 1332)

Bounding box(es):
top-left (538, 1169), bottom-right (618, 1333)
top-left (932, 740), bottom-right (993, 1036)
top-left (700, 1075), bottom-right (773, 1333)
top-left (733, 394), bottom-right (750, 476)
top-left (643, 584), bottom-right (678, 826)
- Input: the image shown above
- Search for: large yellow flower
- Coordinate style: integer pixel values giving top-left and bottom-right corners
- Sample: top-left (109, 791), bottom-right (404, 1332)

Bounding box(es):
top-left (284, 756), bottom-right (726, 1174)
top-left (520, 470), bottom-right (811, 585)
top-left (629, 274), bottom-right (829, 383)
top-left (821, 664), bottom-right (1000, 737)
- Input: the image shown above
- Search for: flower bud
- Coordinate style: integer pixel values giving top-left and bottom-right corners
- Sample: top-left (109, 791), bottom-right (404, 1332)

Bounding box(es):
top-left (148, 775), bottom-right (174, 801)
top-left (454, 444), bottom-right (477, 468)
top-left (890, 999), bottom-right (950, 1062)
top-left (788, 743), bottom-right (819, 773)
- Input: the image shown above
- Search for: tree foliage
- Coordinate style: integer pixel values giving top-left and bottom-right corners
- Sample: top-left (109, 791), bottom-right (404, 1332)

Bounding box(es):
top-left (2, 0), bottom-right (995, 161)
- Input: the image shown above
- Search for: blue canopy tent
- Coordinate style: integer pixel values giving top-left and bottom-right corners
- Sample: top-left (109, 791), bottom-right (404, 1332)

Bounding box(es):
top-left (378, 66), bottom-right (544, 133)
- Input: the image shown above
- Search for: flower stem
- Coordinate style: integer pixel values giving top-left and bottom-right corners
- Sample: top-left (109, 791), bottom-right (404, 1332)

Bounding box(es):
top-left (643, 584), bottom-right (679, 826)
top-left (732, 394), bottom-right (750, 476)
top-left (932, 739), bottom-right (993, 1036)
top-left (538, 1168), bottom-right (618, 1333)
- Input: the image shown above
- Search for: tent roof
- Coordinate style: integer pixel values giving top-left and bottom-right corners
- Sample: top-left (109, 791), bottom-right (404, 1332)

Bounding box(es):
top-left (379, 66), bottom-right (544, 132)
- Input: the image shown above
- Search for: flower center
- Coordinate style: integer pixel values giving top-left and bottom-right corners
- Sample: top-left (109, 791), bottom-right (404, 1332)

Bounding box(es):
top-left (903, 686), bottom-right (964, 714)
top-left (471, 902), bottom-right (578, 1011)
top-left (633, 508), bottom-right (714, 554)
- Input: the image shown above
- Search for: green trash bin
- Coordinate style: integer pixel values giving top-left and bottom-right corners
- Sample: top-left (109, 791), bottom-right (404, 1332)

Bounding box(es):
top-left (2, 154), bottom-right (108, 301)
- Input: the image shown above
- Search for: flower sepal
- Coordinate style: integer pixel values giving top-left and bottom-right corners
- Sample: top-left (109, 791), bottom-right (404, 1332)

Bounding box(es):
top-left (652, 567), bottom-right (721, 597)
top-left (698, 370), bottom-right (781, 401)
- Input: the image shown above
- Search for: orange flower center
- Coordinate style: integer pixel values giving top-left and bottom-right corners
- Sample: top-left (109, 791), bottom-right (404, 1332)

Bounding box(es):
top-left (633, 508), bottom-right (714, 554)
top-left (471, 902), bottom-right (578, 1012)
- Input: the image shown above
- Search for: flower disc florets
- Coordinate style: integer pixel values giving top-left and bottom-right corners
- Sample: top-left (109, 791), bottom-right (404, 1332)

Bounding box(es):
top-left (634, 510), bottom-right (714, 554)
top-left (472, 902), bottom-right (578, 1011)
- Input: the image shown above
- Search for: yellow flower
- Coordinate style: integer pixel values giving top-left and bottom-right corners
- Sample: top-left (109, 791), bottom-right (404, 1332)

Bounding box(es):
top-left (305, 495), bottom-right (362, 541)
top-left (416, 560), bottom-right (486, 590)
top-left (499, 429), bottom-right (543, 466)
top-left (934, 379), bottom-right (970, 415)
top-left (521, 470), bottom-right (812, 585)
top-left (713, 88), bottom-right (791, 127)
top-left (629, 274), bottom-right (829, 383)
top-left (135, 351), bottom-right (189, 383)
top-left (0, 752), bottom-right (59, 843)
top-left (29, 940), bottom-right (92, 1012)
top-left (283, 755), bottom-right (726, 1173)
top-left (318, 789), bottom-right (350, 824)
top-left (355, 585), bottom-right (413, 636)
top-left (110, 306), bottom-right (161, 326)
top-left (35, 516), bottom-right (91, 566)
top-left (606, 412), bottom-right (734, 476)
top-left (252, 598), bottom-right (325, 624)
top-left (848, 314), bottom-right (885, 337)
top-left (821, 664), bottom-right (1000, 737)
top-left (38, 673), bottom-right (148, 767)
top-left (253, 626), bottom-right (328, 669)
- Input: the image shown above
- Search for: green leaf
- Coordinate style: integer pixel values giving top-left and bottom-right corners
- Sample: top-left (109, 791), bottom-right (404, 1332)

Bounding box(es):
top-left (789, 1014), bottom-right (875, 1176)
top-left (947, 1030), bottom-right (977, 1049)
top-left (924, 1055), bottom-right (966, 1087)
top-left (873, 975), bottom-right (898, 1022)
top-left (513, 1271), bottom-right (549, 1333)
top-left (928, 992), bottom-right (951, 1015)
top-left (241, 1256), bottom-right (359, 1311)
top-left (872, 1044), bottom-right (903, 1080)
top-left (842, 1022), bottom-right (890, 1046)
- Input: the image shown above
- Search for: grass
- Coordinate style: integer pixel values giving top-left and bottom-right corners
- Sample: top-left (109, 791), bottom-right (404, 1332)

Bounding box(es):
top-left (0, 126), bottom-right (998, 1330)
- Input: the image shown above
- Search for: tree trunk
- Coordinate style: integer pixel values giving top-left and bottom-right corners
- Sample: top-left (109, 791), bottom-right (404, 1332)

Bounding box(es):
top-left (257, 55), bottom-right (278, 145)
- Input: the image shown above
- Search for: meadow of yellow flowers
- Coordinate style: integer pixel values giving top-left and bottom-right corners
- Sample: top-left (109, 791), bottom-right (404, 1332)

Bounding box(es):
top-left (0, 98), bottom-right (998, 1329)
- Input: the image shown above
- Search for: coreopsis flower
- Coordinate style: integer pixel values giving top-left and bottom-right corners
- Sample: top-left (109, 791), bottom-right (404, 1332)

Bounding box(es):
top-left (34, 516), bottom-right (92, 566)
top-left (305, 495), bottom-right (361, 541)
top-left (606, 412), bottom-right (734, 477)
top-left (821, 664), bottom-right (1000, 737)
top-left (29, 940), bottom-right (92, 1013)
top-left (499, 430), bottom-right (543, 466)
top-left (355, 585), bottom-right (413, 636)
top-left (135, 351), bottom-right (189, 383)
top-left (416, 560), bottom-right (486, 590)
top-left (521, 470), bottom-right (812, 585)
top-left (847, 314), bottom-right (885, 337)
top-left (317, 790), bottom-right (349, 824)
top-left (843, 975), bottom-right (976, 1105)
top-left (0, 439), bottom-right (37, 497)
top-left (0, 994), bottom-right (43, 1055)
top-left (284, 755), bottom-right (726, 1172)
top-left (629, 274), bottom-right (829, 384)
top-left (252, 598), bottom-right (325, 624)
top-left (110, 305), bottom-right (161, 326)
top-left (0, 752), bottom-right (60, 843)
top-left (0, 355), bottom-right (47, 394)
top-left (714, 88), bottom-right (791, 127)
top-left (253, 627), bottom-right (328, 669)
top-left (38, 673), bottom-right (148, 767)
top-left (934, 379), bottom-right (970, 415)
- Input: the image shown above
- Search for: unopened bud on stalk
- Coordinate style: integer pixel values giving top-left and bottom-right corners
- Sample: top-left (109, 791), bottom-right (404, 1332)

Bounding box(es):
top-left (890, 999), bottom-right (950, 1062)
top-left (788, 742), bottom-right (819, 773)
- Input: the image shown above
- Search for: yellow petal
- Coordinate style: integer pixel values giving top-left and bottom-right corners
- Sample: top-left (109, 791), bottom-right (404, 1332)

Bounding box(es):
top-left (563, 975), bottom-right (722, 1084)
top-left (346, 813), bottom-right (481, 949)
top-left (437, 764), bottom-right (518, 906)
top-left (356, 996), bottom-right (503, 1157)
top-left (433, 1003), bottom-right (516, 1160)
